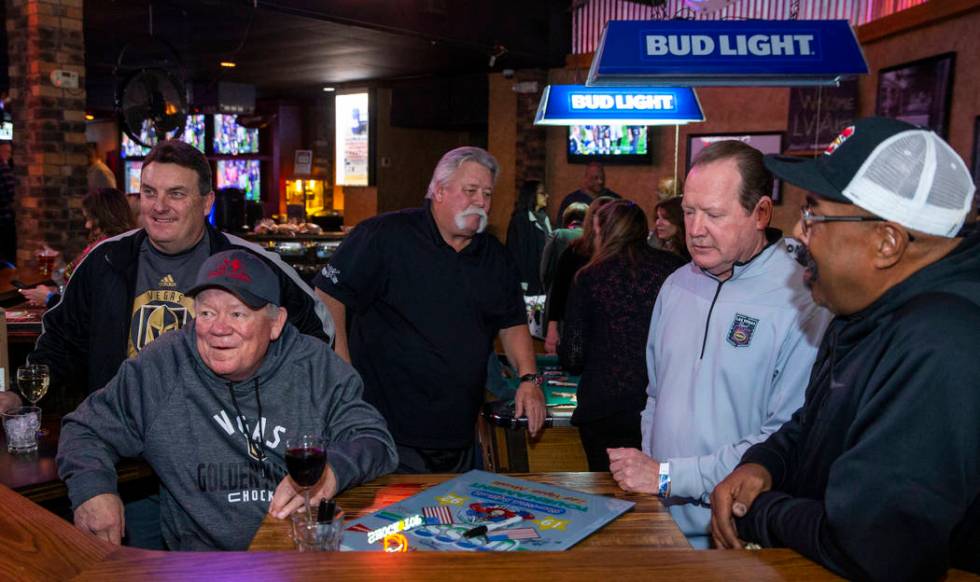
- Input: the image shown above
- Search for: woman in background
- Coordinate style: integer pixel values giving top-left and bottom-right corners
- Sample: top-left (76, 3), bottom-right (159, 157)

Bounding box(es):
top-left (21, 188), bottom-right (136, 307)
top-left (506, 179), bottom-right (552, 295)
top-left (653, 196), bottom-right (690, 261)
top-left (542, 196), bottom-right (613, 355)
top-left (559, 200), bottom-right (685, 471)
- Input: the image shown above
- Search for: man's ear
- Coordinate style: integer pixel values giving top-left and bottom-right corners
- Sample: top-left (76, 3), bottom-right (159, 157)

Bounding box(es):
top-left (269, 306), bottom-right (287, 341)
top-left (872, 223), bottom-right (909, 270)
top-left (754, 196), bottom-right (774, 231)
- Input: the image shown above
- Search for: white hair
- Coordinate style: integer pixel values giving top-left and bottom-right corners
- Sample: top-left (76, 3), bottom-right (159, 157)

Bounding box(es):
top-left (425, 146), bottom-right (499, 200)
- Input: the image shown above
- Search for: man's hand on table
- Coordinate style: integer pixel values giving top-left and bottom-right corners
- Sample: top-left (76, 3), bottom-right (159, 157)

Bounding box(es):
top-left (269, 465), bottom-right (338, 519)
top-left (710, 463), bottom-right (772, 549)
top-left (608, 448), bottom-right (660, 494)
top-left (74, 493), bottom-right (125, 545)
top-left (19, 284), bottom-right (54, 307)
top-left (0, 391), bottom-right (23, 412)
top-left (515, 381), bottom-right (546, 438)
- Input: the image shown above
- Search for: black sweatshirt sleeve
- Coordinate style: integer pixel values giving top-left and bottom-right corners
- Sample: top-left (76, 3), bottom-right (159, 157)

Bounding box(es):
top-left (737, 298), bottom-right (980, 582)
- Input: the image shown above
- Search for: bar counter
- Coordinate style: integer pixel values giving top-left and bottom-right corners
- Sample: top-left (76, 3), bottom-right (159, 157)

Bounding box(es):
top-left (5, 477), bottom-right (980, 581)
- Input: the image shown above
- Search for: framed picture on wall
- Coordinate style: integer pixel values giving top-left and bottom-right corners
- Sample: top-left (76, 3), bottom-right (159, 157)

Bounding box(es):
top-left (875, 52), bottom-right (955, 138)
top-left (687, 132), bottom-right (785, 203)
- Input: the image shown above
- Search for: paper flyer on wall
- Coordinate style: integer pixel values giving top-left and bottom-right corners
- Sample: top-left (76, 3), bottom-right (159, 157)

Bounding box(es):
top-left (341, 470), bottom-right (634, 552)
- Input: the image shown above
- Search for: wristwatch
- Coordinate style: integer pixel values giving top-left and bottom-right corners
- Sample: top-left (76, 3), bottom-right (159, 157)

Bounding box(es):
top-left (518, 373), bottom-right (543, 386)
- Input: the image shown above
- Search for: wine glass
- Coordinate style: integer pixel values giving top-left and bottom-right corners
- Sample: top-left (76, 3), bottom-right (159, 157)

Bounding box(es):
top-left (284, 434), bottom-right (327, 523)
top-left (16, 364), bottom-right (50, 436)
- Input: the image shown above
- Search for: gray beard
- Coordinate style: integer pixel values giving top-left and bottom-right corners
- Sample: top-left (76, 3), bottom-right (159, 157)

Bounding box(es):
top-left (455, 208), bottom-right (488, 233)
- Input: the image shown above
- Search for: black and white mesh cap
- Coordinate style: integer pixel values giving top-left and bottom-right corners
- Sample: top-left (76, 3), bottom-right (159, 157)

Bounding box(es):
top-left (765, 117), bottom-right (976, 237)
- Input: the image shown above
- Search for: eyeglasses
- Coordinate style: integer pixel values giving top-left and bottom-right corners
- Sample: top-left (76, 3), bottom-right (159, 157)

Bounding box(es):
top-left (799, 205), bottom-right (917, 242)
top-left (799, 205), bottom-right (886, 236)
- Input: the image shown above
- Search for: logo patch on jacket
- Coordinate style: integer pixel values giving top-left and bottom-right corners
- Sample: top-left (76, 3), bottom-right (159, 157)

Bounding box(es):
top-left (727, 313), bottom-right (759, 347)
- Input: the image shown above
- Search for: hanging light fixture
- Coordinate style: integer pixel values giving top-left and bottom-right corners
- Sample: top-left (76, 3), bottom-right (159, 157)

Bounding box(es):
top-left (534, 84), bottom-right (704, 126)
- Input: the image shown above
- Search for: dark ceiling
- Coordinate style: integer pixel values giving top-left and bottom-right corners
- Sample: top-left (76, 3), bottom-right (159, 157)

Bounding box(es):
top-left (83, 0), bottom-right (572, 110)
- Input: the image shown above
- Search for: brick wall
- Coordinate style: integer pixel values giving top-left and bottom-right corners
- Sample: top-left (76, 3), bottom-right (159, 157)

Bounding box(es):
top-left (513, 69), bottom-right (548, 189)
top-left (7, 0), bottom-right (88, 267)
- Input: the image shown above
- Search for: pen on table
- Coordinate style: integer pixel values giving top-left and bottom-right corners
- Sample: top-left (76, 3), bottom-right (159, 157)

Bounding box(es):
top-left (463, 515), bottom-right (524, 538)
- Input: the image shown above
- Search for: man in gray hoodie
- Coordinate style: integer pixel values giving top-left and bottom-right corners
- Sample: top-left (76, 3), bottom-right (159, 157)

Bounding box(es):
top-left (57, 250), bottom-right (397, 550)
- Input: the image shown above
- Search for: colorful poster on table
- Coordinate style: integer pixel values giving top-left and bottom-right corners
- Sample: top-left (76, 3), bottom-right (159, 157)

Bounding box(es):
top-left (340, 470), bottom-right (634, 552)
top-left (335, 92), bottom-right (369, 186)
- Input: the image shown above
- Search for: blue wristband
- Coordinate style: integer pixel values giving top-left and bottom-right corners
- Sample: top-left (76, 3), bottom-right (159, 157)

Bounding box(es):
top-left (657, 462), bottom-right (670, 497)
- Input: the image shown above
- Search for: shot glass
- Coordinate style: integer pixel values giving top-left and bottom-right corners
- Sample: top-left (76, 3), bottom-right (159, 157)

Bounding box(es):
top-left (2, 406), bottom-right (41, 453)
top-left (290, 505), bottom-right (345, 552)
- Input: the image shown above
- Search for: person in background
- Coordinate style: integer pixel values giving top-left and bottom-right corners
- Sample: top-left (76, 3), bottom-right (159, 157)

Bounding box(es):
top-left (0, 141), bottom-right (16, 268)
top-left (506, 179), bottom-right (552, 295)
top-left (313, 146), bottom-right (545, 474)
top-left (653, 197), bottom-right (690, 261)
top-left (540, 202), bottom-right (588, 296)
top-left (542, 196), bottom-right (613, 355)
top-left (86, 143), bottom-right (117, 191)
top-left (555, 162), bottom-right (620, 227)
top-left (20, 188), bottom-right (136, 308)
top-left (711, 118), bottom-right (980, 579)
top-left (57, 250), bottom-right (395, 550)
top-left (559, 200), bottom-right (684, 470)
top-left (608, 140), bottom-right (831, 548)
top-left (126, 192), bottom-right (143, 228)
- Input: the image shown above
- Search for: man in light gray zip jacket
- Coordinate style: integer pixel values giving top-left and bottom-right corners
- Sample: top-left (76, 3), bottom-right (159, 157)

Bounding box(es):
top-left (57, 250), bottom-right (397, 550)
top-left (608, 141), bottom-right (831, 548)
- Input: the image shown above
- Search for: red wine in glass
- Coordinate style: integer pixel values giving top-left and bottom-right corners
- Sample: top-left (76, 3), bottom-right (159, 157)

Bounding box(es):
top-left (285, 446), bottom-right (327, 487)
top-left (285, 435), bottom-right (327, 523)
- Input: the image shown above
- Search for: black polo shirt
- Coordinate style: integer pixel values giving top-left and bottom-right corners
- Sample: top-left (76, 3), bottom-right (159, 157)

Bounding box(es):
top-left (313, 203), bottom-right (526, 449)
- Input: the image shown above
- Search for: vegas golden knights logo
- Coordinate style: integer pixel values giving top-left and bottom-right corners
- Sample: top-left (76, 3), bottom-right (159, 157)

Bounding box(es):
top-left (246, 436), bottom-right (266, 462)
top-left (128, 287), bottom-right (196, 358)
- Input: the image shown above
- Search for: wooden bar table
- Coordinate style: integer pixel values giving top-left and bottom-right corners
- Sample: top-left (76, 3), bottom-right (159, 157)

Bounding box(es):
top-left (250, 472), bottom-right (689, 551)
top-left (5, 482), bottom-right (980, 580)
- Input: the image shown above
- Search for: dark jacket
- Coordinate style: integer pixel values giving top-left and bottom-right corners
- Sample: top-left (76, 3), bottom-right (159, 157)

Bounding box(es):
top-left (737, 233), bottom-right (980, 581)
top-left (31, 225), bottom-right (333, 399)
top-left (559, 246), bottom-right (684, 423)
top-left (506, 209), bottom-right (551, 295)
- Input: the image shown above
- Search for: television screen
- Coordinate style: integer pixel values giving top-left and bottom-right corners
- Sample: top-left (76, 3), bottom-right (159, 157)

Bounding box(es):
top-left (123, 160), bottom-right (143, 194)
top-left (216, 159), bottom-right (261, 201)
top-left (0, 121), bottom-right (12, 141)
top-left (121, 132), bottom-right (151, 158)
top-left (121, 116), bottom-right (204, 157)
top-left (567, 124), bottom-right (650, 164)
top-left (183, 114), bottom-right (206, 153)
top-left (213, 114), bottom-right (259, 155)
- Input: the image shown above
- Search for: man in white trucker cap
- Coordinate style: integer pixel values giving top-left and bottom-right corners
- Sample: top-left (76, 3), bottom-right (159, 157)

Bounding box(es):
top-left (710, 117), bottom-right (980, 580)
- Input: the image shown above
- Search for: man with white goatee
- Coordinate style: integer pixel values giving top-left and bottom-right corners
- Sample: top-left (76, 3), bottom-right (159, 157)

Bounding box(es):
top-left (314, 147), bottom-right (545, 474)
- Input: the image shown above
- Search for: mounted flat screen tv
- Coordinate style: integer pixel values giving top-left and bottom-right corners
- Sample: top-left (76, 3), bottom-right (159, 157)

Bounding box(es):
top-left (120, 115), bottom-right (206, 157)
top-left (213, 114), bottom-right (259, 155)
top-left (123, 160), bottom-right (142, 194)
top-left (215, 159), bottom-right (261, 201)
top-left (183, 114), bottom-right (206, 153)
top-left (567, 124), bottom-right (651, 164)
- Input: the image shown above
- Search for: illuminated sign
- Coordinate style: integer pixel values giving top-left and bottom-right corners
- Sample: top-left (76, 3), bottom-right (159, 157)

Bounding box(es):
top-left (535, 85), bottom-right (704, 126)
top-left (588, 20), bottom-right (868, 87)
top-left (335, 92), bottom-right (369, 186)
top-left (366, 514), bottom-right (423, 545)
